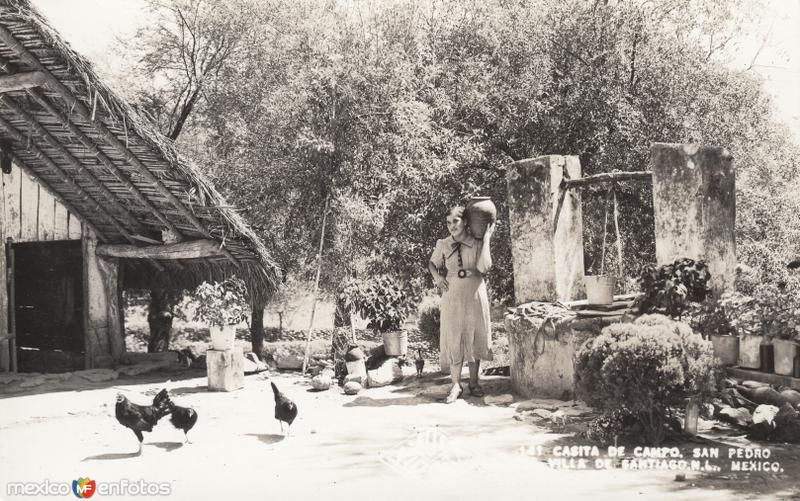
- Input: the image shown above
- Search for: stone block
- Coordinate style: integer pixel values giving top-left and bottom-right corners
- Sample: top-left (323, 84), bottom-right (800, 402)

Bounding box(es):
top-left (506, 155), bottom-right (584, 303)
top-left (207, 347), bottom-right (244, 392)
top-left (532, 409), bottom-right (553, 420)
top-left (483, 394), bottom-right (514, 405)
top-left (651, 143), bottom-right (736, 294)
top-left (418, 383), bottom-right (453, 399)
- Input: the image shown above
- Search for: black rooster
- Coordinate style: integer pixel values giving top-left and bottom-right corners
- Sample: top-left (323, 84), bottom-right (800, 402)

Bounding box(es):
top-left (153, 389), bottom-right (198, 443)
top-left (415, 348), bottom-right (425, 377)
top-left (271, 381), bottom-right (297, 436)
top-left (114, 392), bottom-right (170, 454)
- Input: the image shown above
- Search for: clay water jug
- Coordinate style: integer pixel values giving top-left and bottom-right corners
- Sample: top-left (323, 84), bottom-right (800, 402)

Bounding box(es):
top-left (465, 196), bottom-right (497, 239)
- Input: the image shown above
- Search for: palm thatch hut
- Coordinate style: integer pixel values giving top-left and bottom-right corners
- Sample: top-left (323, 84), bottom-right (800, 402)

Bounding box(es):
top-left (0, 0), bottom-right (279, 372)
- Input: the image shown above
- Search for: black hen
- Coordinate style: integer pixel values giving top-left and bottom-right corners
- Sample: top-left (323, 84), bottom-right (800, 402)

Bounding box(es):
top-left (788, 260), bottom-right (800, 270)
top-left (114, 392), bottom-right (170, 454)
top-left (153, 389), bottom-right (198, 443)
top-left (271, 381), bottom-right (297, 436)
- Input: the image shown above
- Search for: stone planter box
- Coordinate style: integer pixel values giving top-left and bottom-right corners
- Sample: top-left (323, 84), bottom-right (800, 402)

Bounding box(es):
top-left (710, 335), bottom-right (739, 366)
top-left (738, 335), bottom-right (762, 369)
top-left (773, 339), bottom-right (799, 376)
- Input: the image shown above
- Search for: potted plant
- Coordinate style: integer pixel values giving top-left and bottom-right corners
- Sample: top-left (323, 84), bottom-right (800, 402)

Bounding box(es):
top-left (341, 276), bottom-right (413, 356)
top-left (722, 293), bottom-right (762, 369)
top-left (759, 283), bottom-right (800, 375)
top-left (193, 277), bottom-right (248, 351)
top-left (686, 294), bottom-right (739, 366)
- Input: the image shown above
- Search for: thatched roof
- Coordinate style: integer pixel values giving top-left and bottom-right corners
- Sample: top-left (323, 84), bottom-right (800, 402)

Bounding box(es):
top-left (0, 0), bottom-right (279, 301)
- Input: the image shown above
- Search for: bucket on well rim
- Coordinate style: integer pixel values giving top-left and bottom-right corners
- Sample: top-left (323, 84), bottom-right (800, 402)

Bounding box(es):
top-left (584, 275), bottom-right (615, 306)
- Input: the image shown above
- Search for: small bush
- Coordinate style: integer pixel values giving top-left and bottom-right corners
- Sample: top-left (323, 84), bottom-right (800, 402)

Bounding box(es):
top-left (339, 276), bottom-right (414, 332)
top-left (575, 314), bottom-right (718, 444)
top-left (417, 295), bottom-right (441, 346)
top-left (636, 258), bottom-right (711, 318)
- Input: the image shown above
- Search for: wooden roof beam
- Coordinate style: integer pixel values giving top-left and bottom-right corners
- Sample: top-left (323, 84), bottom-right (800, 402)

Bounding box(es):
top-left (0, 114), bottom-right (136, 242)
top-left (26, 88), bottom-right (183, 240)
top-left (0, 95), bottom-right (147, 234)
top-left (0, 25), bottom-right (238, 267)
top-left (8, 155), bottom-right (109, 243)
top-left (0, 71), bottom-right (45, 93)
top-left (96, 239), bottom-right (227, 260)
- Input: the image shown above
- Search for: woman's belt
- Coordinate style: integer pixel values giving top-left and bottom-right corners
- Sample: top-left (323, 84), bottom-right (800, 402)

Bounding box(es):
top-left (446, 269), bottom-right (482, 279)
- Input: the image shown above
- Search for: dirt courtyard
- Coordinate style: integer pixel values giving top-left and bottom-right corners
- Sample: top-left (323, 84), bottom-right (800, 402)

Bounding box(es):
top-left (1, 370), bottom-right (799, 501)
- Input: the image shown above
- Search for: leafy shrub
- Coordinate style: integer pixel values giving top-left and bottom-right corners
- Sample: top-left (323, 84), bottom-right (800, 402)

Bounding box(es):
top-left (575, 314), bottom-right (718, 444)
top-left (339, 276), bottom-right (414, 332)
top-left (192, 277), bottom-right (248, 326)
top-left (684, 292), bottom-right (756, 338)
top-left (417, 295), bottom-right (441, 346)
top-left (636, 258), bottom-right (711, 318)
top-left (686, 284), bottom-right (800, 341)
top-left (751, 281), bottom-right (800, 340)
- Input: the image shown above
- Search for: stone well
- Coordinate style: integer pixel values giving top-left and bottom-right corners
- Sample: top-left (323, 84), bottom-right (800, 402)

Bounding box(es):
top-left (504, 302), bottom-right (632, 399)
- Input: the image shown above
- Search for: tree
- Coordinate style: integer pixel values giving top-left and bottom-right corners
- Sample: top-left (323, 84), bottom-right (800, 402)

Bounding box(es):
top-left (125, 0), bottom-right (259, 141)
top-left (116, 0), bottom-right (800, 317)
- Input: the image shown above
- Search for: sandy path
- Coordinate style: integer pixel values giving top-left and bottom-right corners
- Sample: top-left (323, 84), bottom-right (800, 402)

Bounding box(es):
top-left (1, 372), bottom-right (798, 501)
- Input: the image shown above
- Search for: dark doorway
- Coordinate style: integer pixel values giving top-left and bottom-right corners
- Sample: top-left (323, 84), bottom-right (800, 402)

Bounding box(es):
top-left (12, 241), bottom-right (84, 372)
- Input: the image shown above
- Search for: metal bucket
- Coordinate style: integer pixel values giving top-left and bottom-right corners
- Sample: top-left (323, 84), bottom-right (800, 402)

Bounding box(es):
top-left (584, 275), bottom-right (615, 306)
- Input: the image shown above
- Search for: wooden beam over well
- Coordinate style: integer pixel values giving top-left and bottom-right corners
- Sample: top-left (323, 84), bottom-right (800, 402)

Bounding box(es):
top-left (96, 239), bottom-right (226, 260)
top-left (0, 71), bottom-right (45, 93)
top-left (561, 171), bottom-right (653, 189)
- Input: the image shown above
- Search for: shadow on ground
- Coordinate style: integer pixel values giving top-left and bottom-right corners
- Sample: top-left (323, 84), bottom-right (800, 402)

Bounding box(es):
top-left (244, 433), bottom-right (285, 445)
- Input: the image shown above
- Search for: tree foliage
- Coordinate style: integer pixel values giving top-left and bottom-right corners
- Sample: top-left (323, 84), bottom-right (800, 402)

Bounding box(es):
top-left (118, 0), bottom-right (800, 305)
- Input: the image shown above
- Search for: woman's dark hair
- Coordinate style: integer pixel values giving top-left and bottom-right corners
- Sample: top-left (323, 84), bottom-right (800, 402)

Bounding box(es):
top-left (447, 205), bottom-right (465, 218)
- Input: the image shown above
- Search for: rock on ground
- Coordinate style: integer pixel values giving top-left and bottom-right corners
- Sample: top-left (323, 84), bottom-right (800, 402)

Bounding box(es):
top-left (483, 394), bottom-right (514, 406)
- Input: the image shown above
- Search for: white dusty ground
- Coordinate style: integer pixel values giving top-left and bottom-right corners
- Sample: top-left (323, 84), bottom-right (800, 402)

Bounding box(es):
top-left (1, 370), bottom-right (799, 501)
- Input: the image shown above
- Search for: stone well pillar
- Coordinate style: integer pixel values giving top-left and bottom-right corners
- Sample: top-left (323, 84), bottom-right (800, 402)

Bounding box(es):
top-left (506, 155), bottom-right (584, 303)
top-left (651, 143), bottom-right (736, 294)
